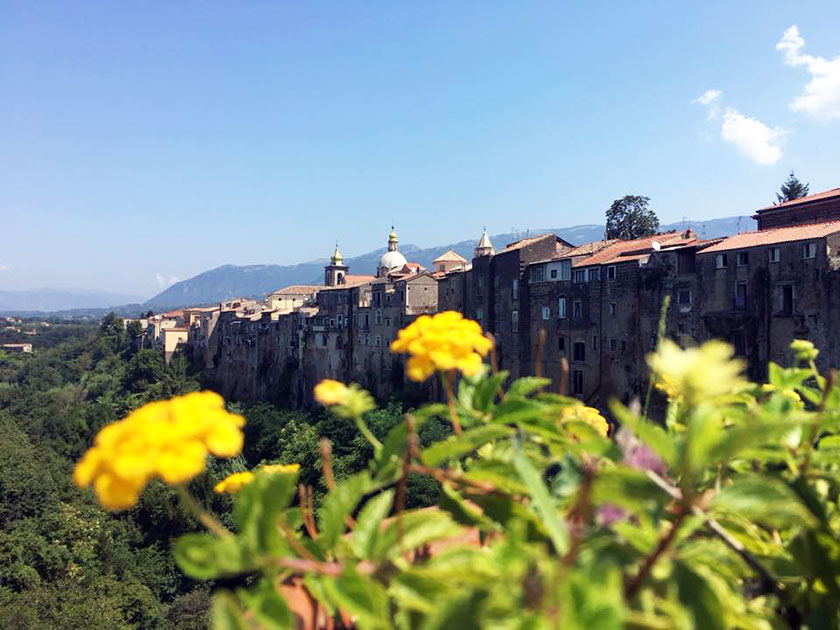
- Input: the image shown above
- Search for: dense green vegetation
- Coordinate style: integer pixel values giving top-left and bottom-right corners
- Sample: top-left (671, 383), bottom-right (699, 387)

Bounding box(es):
top-left (0, 315), bottom-right (438, 629)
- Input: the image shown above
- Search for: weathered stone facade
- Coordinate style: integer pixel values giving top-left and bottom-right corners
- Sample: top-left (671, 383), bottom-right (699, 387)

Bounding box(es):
top-left (191, 189), bottom-right (840, 409)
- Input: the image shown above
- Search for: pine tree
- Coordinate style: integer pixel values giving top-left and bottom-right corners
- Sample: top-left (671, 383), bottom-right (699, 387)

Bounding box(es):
top-left (776, 171), bottom-right (810, 204)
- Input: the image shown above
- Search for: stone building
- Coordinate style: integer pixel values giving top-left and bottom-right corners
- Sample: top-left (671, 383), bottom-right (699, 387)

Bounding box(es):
top-left (195, 186), bottom-right (840, 409)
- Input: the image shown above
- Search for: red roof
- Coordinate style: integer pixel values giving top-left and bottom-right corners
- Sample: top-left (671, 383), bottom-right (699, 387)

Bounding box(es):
top-left (161, 308), bottom-right (184, 318)
top-left (700, 221), bottom-right (840, 253)
top-left (574, 231), bottom-right (697, 267)
top-left (757, 187), bottom-right (840, 211)
top-left (500, 233), bottom-right (571, 253)
top-left (318, 275), bottom-right (376, 291)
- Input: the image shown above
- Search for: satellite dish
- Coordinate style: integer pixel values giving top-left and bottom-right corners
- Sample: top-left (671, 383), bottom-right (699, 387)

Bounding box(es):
top-left (651, 240), bottom-right (661, 252)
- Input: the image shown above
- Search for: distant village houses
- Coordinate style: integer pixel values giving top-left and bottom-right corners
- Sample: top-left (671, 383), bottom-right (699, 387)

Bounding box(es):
top-left (134, 187), bottom-right (840, 408)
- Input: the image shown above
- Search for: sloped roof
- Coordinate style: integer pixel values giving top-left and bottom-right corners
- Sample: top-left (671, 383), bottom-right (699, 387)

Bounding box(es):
top-left (700, 221), bottom-right (840, 253)
top-left (318, 275), bottom-right (376, 291)
top-left (269, 285), bottom-right (321, 296)
top-left (757, 187), bottom-right (840, 212)
top-left (573, 231), bottom-right (697, 267)
top-left (499, 232), bottom-right (572, 254)
top-left (433, 249), bottom-right (469, 264)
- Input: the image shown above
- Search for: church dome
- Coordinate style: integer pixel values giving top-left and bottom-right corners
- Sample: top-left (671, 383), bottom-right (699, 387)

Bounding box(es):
top-left (378, 249), bottom-right (407, 271)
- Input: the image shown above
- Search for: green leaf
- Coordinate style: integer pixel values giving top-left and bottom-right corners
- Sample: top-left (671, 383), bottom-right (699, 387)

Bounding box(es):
top-left (507, 376), bottom-right (552, 398)
top-left (351, 489), bottom-right (394, 559)
top-left (418, 588), bottom-right (488, 630)
top-left (421, 424), bottom-right (513, 466)
top-left (512, 447), bottom-right (569, 554)
top-left (710, 474), bottom-right (816, 529)
top-left (674, 562), bottom-right (725, 630)
top-left (210, 591), bottom-right (245, 630)
top-left (473, 370), bottom-right (508, 412)
top-left (322, 566), bottom-right (390, 630)
top-left (767, 363), bottom-right (812, 391)
top-left (437, 482), bottom-right (489, 527)
top-left (234, 469), bottom-right (299, 554)
top-left (491, 397), bottom-right (546, 426)
top-left (374, 508), bottom-right (464, 560)
top-left (590, 466), bottom-right (665, 515)
top-left (237, 578), bottom-right (294, 629)
top-left (173, 533), bottom-right (247, 580)
top-left (318, 471), bottom-right (371, 549)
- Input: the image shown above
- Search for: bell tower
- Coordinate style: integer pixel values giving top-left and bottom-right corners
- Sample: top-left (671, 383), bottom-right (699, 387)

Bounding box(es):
top-left (324, 243), bottom-right (349, 286)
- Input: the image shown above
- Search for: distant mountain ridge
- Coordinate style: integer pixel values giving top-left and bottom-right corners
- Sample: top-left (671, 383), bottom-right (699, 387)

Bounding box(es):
top-left (0, 289), bottom-right (146, 314)
top-left (144, 215), bottom-right (754, 311)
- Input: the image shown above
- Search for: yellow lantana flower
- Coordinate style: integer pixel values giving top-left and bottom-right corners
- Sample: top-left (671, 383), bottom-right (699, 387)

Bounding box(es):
top-left (314, 379), bottom-right (350, 406)
top-left (761, 383), bottom-right (802, 405)
top-left (214, 471), bottom-right (255, 494)
top-left (390, 311), bottom-right (493, 382)
top-left (260, 463), bottom-right (301, 475)
top-left (560, 404), bottom-right (609, 437)
top-left (647, 339), bottom-right (746, 405)
top-left (74, 391), bottom-right (245, 510)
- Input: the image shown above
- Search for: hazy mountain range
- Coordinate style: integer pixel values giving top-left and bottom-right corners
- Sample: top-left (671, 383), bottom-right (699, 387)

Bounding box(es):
top-left (0, 216), bottom-right (754, 315)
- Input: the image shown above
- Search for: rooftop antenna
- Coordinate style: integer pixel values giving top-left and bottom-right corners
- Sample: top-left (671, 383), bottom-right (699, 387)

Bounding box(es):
top-left (651, 240), bottom-right (661, 252)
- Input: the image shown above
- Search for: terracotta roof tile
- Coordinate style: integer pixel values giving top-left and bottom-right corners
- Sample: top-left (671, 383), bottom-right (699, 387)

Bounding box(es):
top-left (269, 285), bottom-right (322, 296)
top-left (700, 221), bottom-right (840, 253)
top-left (573, 232), bottom-right (697, 267)
top-left (757, 187), bottom-right (840, 211)
top-left (433, 249), bottom-right (469, 263)
top-left (500, 232), bottom-right (566, 253)
top-left (318, 275), bottom-right (376, 291)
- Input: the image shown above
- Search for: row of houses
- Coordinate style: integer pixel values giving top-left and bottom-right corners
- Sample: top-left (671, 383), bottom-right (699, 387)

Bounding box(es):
top-left (149, 188), bottom-right (840, 408)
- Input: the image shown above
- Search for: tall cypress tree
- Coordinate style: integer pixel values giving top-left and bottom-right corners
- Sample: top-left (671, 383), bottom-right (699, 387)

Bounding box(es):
top-left (776, 171), bottom-right (810, 204)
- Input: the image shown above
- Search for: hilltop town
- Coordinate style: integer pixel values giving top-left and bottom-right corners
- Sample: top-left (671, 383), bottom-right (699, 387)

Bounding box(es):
top-left (130, 187), bottom-right (840, 409)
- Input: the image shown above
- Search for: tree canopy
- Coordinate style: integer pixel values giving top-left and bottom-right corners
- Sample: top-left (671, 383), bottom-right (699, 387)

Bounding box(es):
top-left (605, 195), bottom-right (659, 240)
top-left (776, 170), bottom-right (810, 204)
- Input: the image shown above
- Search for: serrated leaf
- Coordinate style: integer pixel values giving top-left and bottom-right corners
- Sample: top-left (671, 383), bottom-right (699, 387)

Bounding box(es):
top-left (590, 466), bottom-right (665, 515)
top-left (437, 482), bottom-right (488, 527)
top-left (507, 376), bottom-right (552, 398)
top-left (674, 562), bottom-right (725, 630)
top-left (237, 578), bottom-right (294, 629)
top-left (318, 471), bottom-right (371, 549)
top-left (210, 591), bottom-right (245, 630)
top-left (351, 489), bottom-right (394, 559)
top-left (421, 424), bottom-right (513, 466)
top-left (512, 447), bottom-right (569, 554)
top-left (473, 370), bottom-right (508, 412)
top-left (710, 474), bottom-right (816, 529)
top-left (173, 533), bottom-right (247, 580)
top-left (234, 469), bottom-right (298, 554)
top-left (374, 508), bottom-right (464, 560)
top-left (418, 588), bottom-right (487, 630)
top-left (492, 397), bottom-right (546, 426)
top-left (322, 567), bottom-right (390, 630)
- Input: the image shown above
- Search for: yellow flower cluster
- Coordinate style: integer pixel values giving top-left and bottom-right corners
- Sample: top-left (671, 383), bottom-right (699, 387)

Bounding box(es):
top-left (648, 339), bottom-right (746, 405)
top-left (74, 391), bottom-right (245, 510)
top-left (560, 404), bottom-right (609, 437)
top-left (314, 379), bottom-right (349, 406)
top-left (761, 383), bottom-right (802, 405)
top-left (213, 463), bottom-right (300, 494)
top-left (390, 311), bottom-right (493, 382)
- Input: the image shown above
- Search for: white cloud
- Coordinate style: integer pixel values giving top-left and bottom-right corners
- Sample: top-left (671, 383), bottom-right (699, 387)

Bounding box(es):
top-left (720, 107), bottom-right (785, 165)
top-left (693, 89), bottom-right (723, 119)
top-left (694, 90), bottom-right (785, 165)
top-left (154, 273), bottom-right (179, 289)
top-left (777, 25), bottom-right (840, 121)
top-left (0, 264), bottom-right (9, 272)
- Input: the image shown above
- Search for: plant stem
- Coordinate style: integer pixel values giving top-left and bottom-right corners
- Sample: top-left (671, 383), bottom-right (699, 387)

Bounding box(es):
top-left (175, 485), bottom-right (231, 538)
top-left (442, 370), bottom-right (462, 435)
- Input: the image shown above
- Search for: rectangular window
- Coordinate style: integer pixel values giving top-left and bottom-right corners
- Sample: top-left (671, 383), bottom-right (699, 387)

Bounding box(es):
top-left (715, 253), bottom-right (727, 269)
top-left (592, 335), bottom-right (598, 350)
top-left (530, 266), bottom-right (545, 283)
top-left (733, 333), bottom-right (746, 357)
top-left (573, 269), bottom-right (587, 284)
top-left (769, 247), bottom-right (781, 263)
top-left (781, 285), bottom-right (794, 315)
top-left (558, 337), bottom-right (566, 353)
top-left (558, 297), bottom-right (567, 318)
top-left (609, 302), bottom-right (616, 316)
top-left (493, 276), bottom-right (500, 291)
top-left (588, 267), bottom-right (601, 282)
top-left (512, 278), bottom-right (519, 299)
top-left (573, 341), bottom-right (585, 362)
top-left (573, 370), bottom-right (584, 396)
top-left (541, 306), bottom-right (550, 320)
top-left (607, 265), bottom-right (616, 279)
top-left (737, 251), bottom-right (749, 266)
top-left (337, 314), bottom-right (343, 326)
top-left (375, 335), bottom-right (381, 347)
top-left (511, 310), bottom-right (519, 333)
top-left (678, 289), bottom-right (692, 305)
top-left (550, 269), bottom-right (557, 279)
top-left (802, 242), bottom-right (817, 259)
top-left (559, 260), bottom-right (571, 281)
top-left (573, 300), bottom-right (582, 319)
top-left (735, 281), bottom-right (747, 310)
top-left (610, 338), bottom-right (617, 352)
top-left (375, 309), bottom-right (382, 325)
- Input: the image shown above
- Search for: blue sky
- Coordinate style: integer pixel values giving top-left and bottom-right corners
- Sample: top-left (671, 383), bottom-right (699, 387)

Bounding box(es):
top-left (2, 1), bottom-right (839, 298)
